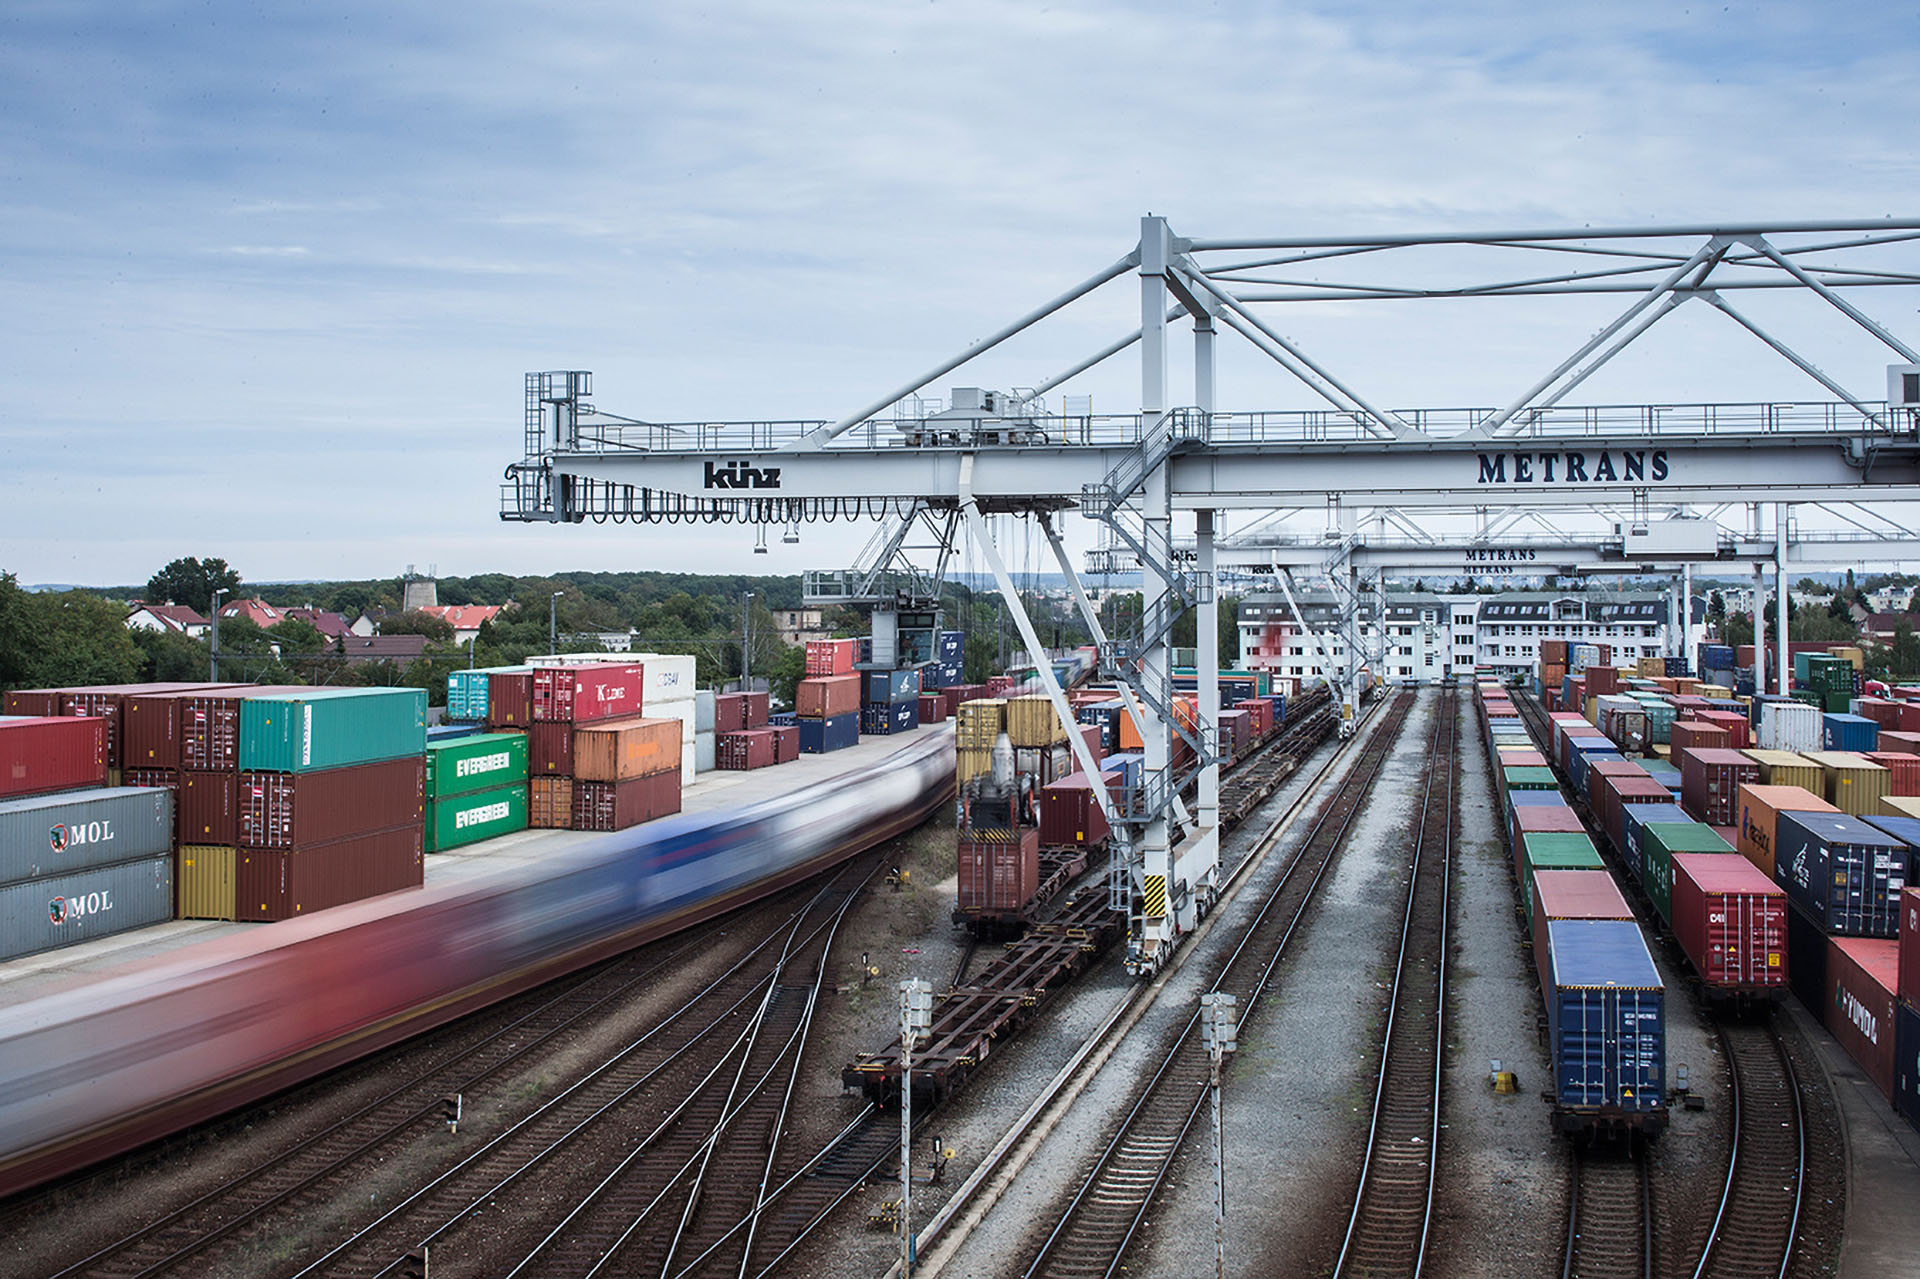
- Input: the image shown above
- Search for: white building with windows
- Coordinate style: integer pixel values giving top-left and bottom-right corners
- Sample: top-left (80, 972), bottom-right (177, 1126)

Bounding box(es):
top-left (1238, 591), bottom-right (1675, 685)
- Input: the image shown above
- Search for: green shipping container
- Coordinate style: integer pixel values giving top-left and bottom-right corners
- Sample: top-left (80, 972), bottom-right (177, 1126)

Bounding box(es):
top-left (238, 688), bottom-right (428, 774)
top-left (426, 732), bottom-right (530, 799)
top-left (426, 782), bottom-right (528, 852)
top-left (1521, 832), bottom-right (1604, 913)
top-left (1504, 766), bottom-right (1560, 792)
top-left (1639, 821), bottom-right (1733, 924)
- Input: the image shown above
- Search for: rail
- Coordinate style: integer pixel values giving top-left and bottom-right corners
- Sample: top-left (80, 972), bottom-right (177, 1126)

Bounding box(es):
top-left (1689, 1020), bottom-right (1806, 1279)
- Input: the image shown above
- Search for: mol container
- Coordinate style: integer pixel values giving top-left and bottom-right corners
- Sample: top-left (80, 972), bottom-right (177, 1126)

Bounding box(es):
top-left (1544, 919), bottom-right (1666, 1132)
top-left (425, 782), bottom-right (528, 851)
top-left (1735, 784), bottom-right (1839, 880)
top-left (425, 732), bottom-right (529, 799)
top-left (1825, 937), bottom-right (1900, 1101)
top-left (573, 773), bottom-right (681, 831)
top-left (237, 689), bottom-right (428, 773)
top-left (1680, 748), bottom-right (1762, 828)
top-left (531, 663), bottom-right (644, 725)
top-left (0, 787), bottom-right (173, 884)
top-left (1774, 811), bottom-right (1907, 937)
top-left (236, 826), bottom-right (424, 921)
top-left (1, 855), bottom-right (173, 960)
top-left (958, 826), bottom-right (1041, 920)
top-left (237, 757), bottom-right (425, 849)
top-left (1671, 853), bottom-right (1787, 995)
top-left (0, 716), bottom-right (107, 799)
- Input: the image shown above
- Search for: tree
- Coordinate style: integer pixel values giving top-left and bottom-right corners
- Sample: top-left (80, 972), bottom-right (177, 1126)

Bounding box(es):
top-left (130, 627), bottom-right (207, 682)
top-left (0, 579), bottom-right (144, 690)
top-left (1881, 619), bottom-right (1920, 681)
top-left (380, 610), bottom-right (456, 643)
top-left (767, 643), bottom-right (806, 709)
top-left (267, 617), bottom-right (329, 655)
top-left (1707, 591), bottom-right (1726, 627)
top-left (144, 557), bottom-right (241, 614)
top-left (1723, 612), bottom-right (1754, 649)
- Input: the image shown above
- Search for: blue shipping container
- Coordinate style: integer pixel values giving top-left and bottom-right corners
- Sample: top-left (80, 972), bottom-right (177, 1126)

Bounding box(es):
top-left (1545, 919), bottom-right (1666, 1122)
top-left (1100, 751), bottom-right (1143, 791)
top-left (1865, 815), bottom-right (1920, 853)
top-left (857, 637), bottom-right (873, 665)
top-left (1822, 713), bottom-right (1879, 752)
top-left (1773, 811), bottom-right (1906, 936)
top-left (1620, 802), bottom-right (1688, 878)
top-left (860, 700), bottom-right (917, 735)
top-left (863, 668), bottom-right (920, 705)
top-left (798, 712), bottom-right (859, 753)
top-left (446, 666), bottom-right (524, 723)
top-left (1570, 748), bottom-right (1623, 802)
top-left (938, 631), bottom-right (964, 661)
top-left (1638, 759), bottom-right (1683, 796)
top-left (1895, 1003), bottom-right (1920, 1132)
top-left (427, 723), bottom-right (482, 744)
top-left (1664, 656), bottom-right (1690, 677)
top-left (768, 711), bottom-right (797, 727)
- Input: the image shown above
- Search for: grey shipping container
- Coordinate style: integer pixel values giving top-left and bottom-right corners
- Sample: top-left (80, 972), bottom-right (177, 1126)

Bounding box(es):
top-left (0, 855), bottom-right (173, 960)
top-left (0, 787), bottom-right (173, 886)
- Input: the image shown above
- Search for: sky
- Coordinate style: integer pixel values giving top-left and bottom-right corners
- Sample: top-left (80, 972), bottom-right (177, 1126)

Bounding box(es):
top-left (2, 0), bottom-right (1917, 591)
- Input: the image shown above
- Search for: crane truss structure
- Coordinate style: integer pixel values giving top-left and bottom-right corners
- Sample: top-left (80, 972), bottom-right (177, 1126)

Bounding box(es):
top-left (501, 216), bottom-right (1920, 975)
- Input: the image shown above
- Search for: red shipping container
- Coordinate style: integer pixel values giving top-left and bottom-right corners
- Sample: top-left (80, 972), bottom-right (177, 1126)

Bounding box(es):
top-left (1235, 698), bottom-right (1274, 737)
top-left (1696, 711), bottom-right (1751, 750)
top-left (1039, 770), bottom-right (1120, 848)
top-left (1825, 936), bottom-right (1900, 1101)
top-left (1903, 703), bottom-right (1920, 733)
top-left (1680, 748), bottom-right (1762, 828)
top-left (2, 689), bottom-right (63, 716)
top-left (1080, 724), bottom-right (1103, 768)
top-left (1530, 869), bottom-right (1634, 991)
top-left (1856, 698), bottom-right (1907, 731)
top-left (805, 638), bottom-right (857, 677)
top-left (715, 692), bottom-right (748, 734)
top-left (237, 756), bottom-right (425, 849)
top-left (1878, 731), bottom-right (1920, 755)
top-left (53, 683), bottom-right (223, 768)
top-left (796, 677), bottom-right (861, 719)
top-left (530, 776), bottom-right (573, 828)
top-left (1864, 752), bottom-right (1920, 796)
top-left (958, 826), bottom-right (1040, 917)
top-left (1500, 749), bottom-right (1547, 767)
top-left (179, 685), bottom-right (309, 771)
top-left (985, 676), bottom-right (1015, 696)
top-left (1671, 721), bottom-right (1731, 753)
top-left (0, 716), bottom-right (107, 799)
top-left (1672, 852), bottom-right (1786, 991)
top-left (572, 772), bottom-right (681, 831)
top-left (1510, 802), bottom-right (1584, 869)
top-left (917, 694), bottom-right (947, 724)
top-left (1607, 777), bottom-right (1679, 855)
top-left (771, 725), bottom-right (799, 763)
top-left (179, 770), bottom-right (239, 844)
top-left (941, 684), bottom-right (988, 717)
top-left (236, 825), bottom-right (424, 921)
top-left (717, 729), bottom-right (777, 771)
top-left (1900, 888), bottom-right (1920, 1007)
top-left (743, 691), bottom-right (770, 729)
top-left (487, 671), bottom-right (534, 728)
top-left (123, 686), bottom-right (249, 770)
top-left (532, 663), bottom-right (644, 725)
top-left (529, 722), bottom-right (574, 776)
top-left (1588, 666), bottom-right (1621, 696)
top-left (1588, 760), bottom-right (1650, 835)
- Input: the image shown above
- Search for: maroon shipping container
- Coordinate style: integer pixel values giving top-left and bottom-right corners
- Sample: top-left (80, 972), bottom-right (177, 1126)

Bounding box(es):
top-left (487, 671), bottom-right (534, 728)
top-left (771, 725), bottom-right (799, 764)
top-left (957, 826), bottom-right (1040, 917)
top-left (805, 639), bottom-right (857, 677)
top-left (531, 663), bottom-right (644, 725)
top-left (179, 685), bottom-right (310, 771)
top-left (744, 690), bottom-right (770, 729)
top-left (179, 770), bottom-right (239, 844)
top-left (124, 767), bottom-right (176, 795)
top-left (917, 694), bottom-right (947, 724)
top-left (1510, 802), bottom-right (1583, 871)
top-left (1697, 710), bottom-right (1751, 750)
top-left (1671, 721), bottom-right (1731, 753)
top-left (237, 756), bottom-right (425, 849)
top-left (1672, 853), bottom-right (1786, 992)
top-left (0, 716), bottom-right (106, 799)
top-left (572, 772), bottom-right (682, 831)
top-left (1856, 698), bottom-right (1907, 731)
top-left (717, 729), bottom-right (777, 771)
top-left (54, 683), bottom-right (225, 768)
top-left (123, 686), bottom-right (250, 770)
top-left (1679, 748), bottom-right (1762, 828)
top-left (529, 722), bottom-right (573, 777)
top-left (1530, 869), bottom-right (1634, 992)
top-left (1864, 752), bottom-right (1920, 796)
top-left (714, 692), bottom-right (748, 734)
top-left (2, 690), bottom-right (63, 716)
top-left (1879, 731), bottom-right (1920, 756)
top-left (530, 776), bottom-right (573, 828)
top-left (236, 825), bottom-right (424, 921)
top-left (1902, 889), bottom-right (1920, 1006)
top-left (1080, 724), bottom-right (1103, 768)
top-left (1039, 771), bottom-right (1120, 848)
top-left (796, 677), bottom-right (861, 719)
top-left (1825, 936), bottom-right (1900, 1101)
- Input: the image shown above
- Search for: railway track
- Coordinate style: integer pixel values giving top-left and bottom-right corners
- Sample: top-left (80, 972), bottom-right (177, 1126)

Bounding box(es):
top-left (1332, 684), bottom-right (1458, 1278)
top-left (1019, 687), bottom-right (1420, 1279)
top-left (1690, 1019), bottom-right (1805, 1279)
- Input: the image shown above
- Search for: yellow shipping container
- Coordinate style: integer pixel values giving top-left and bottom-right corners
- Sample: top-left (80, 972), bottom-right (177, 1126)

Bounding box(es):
top-left (178, 844), bottom-right (236, 921)
top-left (956, 699), bottom-right (1007, 750)
top-left (1004, 694), bottom-right (1068, 748)
top-left (956, 747), bottom-right (993, 787)
top-left (1741, 749), bottom-right (1824, 795)
top-left (1637, 657), bottom-right (1665, 677)
top-left (1800, 750), bottom-right (1890, 817)
top-left (1696, 683), bottom-right (1731, 699)
top-left (1827, 646), bottom-right (1864, 671)
top-left (1878, 795), bottom-right (1920, 820)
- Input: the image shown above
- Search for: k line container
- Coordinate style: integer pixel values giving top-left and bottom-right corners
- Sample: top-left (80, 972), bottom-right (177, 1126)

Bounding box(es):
top-left (573, 772), bottom-right (681, 831)
top-left (237, 689), bottom-right (428, 773)
top-left (1735, 784), bottom-right (1839, 880)
top-left (0, 716), bottom-right (107, 799)
top-left (1670, 852), bottom-right (1786, 991)
top-left (1825, 936), bottom-right (1899, 1101)
top-left (957, 826), bottom-right (1040, 917)
top-left (1544, 919), bottom-right (1666, 1119)
top-left (0, 786), bottom-right (172, 884)
top-left (425, 732), bottom-right (530, 799)
top-left (425, 782), bottom-right (528, 851)
top-left (179, 771), bottom-right (239, 845)
top-left (0, 855), bottom-right (173, 960)
top-left (236, 825), bottom-right (424, 920)
top-left (572, 716), bottom-right (681, 782)
top-left (177, 844), bottom-right (236, 920)
top-left (237, 756), bottom-right (425, 849)
top-left (1773, 811), bottom-right (1907, 937)
top-left (530, 663), bottom-right (645, 725)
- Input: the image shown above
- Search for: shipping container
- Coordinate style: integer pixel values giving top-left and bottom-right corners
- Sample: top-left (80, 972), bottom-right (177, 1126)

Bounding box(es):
top-left (424, 731), bottom-right (530, 799)
top-left (529, 776), bottom-right (573, 829)
top-left (798, 712), bottom-right (859, 754)
top-left (1671, 721), bottom-right (1731, 753)
top-left (1039, 771), bottom-right (1119, 848)
top-left (1896, 1004), bottom-right (1920, 1132)
top-left (1883, 796), bottom-right (1920, 821)
top-left (957, 825), bottom-right (1039, 918)
top-left (714, 692), bottom-right (747, 734)
top-left (1758, 700), bottom-right (1824, 753)
top-left (0, 786), bottom-right (172, 884)
top-left (862, 668), bottom-right (921, 706)
top-left (1901, 886), bottom-right (1920, 1007)
top-left (237, 688), bottom-right (428, 774)
top-left (1880, 731), bottom-right (1920, 756)
top-left (859, 700), bottom-right (917, 735)
top-left (176, 685), bottom-right (314, 771)
top-left (122, 685), bottom-right (251, 769)
top-left (425, 782), bottom-right (528, 851)
top-left (805, 638), bottom-right (858, 677)
top-left (1002, 695), bottom-right (1066, 747)
top-left (0, 716), bottom-right (107, 800)
top-left (3, 682), bottom-right (215, 769)
top-left (486, 670), bottom-right (535, 728)
top-left (446, 666), bottom-right (527, 723)
top-left (236, 825), bottom-right (424, 921)
top-left (527, 721), bottom-right (573, 777)
top-left (1510, 801), bottom-right (1584, 860)
top-left (531, 663), bottom-right (645, 725)
top-left (572, 716), bottom-right (681, 782)
top-left (1670, 852), bottom-right (1787, 993)
top-left (0, 855), bottom-right (173, 960)
top-left (1521, 833), bottom-right (1605, 912)
top-left (1619, 801), bottom-right (1688, 879)
top-left (796, 676), bottom-right (862, 719)
top-left (238, 756), bottom-right (425, 849)
top-left (771, 725), bottom-right (799, 764)
top-left (1825, 936), bottom-right (1900, 1101)
top-left (917, 694), bottom-right (947, 725)
top-left (742, 690), bottom-right (770, 728)
top-left (1801, 751), bottom-right (1891, 817)
top-left (1530, 869), bottom-right (1634, 993)
top-left (718, 729), bottom-right (777, 771)
top-left (573, 772), bottom-right (681, 831)
top-left (1544, 919), bottom-right (1666, 1124)
top-left (1679, 748), bottom-right (1762, 827)
top-left (1735, 784), bottom-right (1839, 880)
top-left (1823, 713), bottom-right (1880, 753)
top-left (177, 844), bottom-right (235, 920)
top-left (179, 770), bottom-right (239, 845)
top-left (1774, 811), bottom-right (1907, 937)
top-left (1864, 752), bottom-right (1920, 796)
top-left (1785, 901), bottom-right (1828, 1013)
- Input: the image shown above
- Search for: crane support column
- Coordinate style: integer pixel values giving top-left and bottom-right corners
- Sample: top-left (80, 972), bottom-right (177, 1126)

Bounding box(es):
top-left (1138, 215), bottom-right (1177, 965)
top-left (1776, 503), bottom-right (1791, 699)
top-left (1752, 561), bottom-right (1767, 694)
top-left (1192, 300), bottom-right (1221, 914)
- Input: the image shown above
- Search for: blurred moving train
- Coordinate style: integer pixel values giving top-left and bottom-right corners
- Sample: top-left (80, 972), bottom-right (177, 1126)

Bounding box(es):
top-left (0, 727), bottom-right (954, 1199)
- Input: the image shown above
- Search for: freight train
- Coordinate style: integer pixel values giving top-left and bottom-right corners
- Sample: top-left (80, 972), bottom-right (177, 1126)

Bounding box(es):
top-left (0, 727), bottom-right (954, 1199)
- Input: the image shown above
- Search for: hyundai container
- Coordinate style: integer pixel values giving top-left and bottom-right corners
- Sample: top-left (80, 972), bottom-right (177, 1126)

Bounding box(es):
top-left (1544, 919), bottom-right (1666, 1131)
top-left (238, 757), bottom-right (425, 849)
top-left (0, 717), bottom-right (106, 799)
top-left (236, 825), bottom-right (424, 920)
top-left (1671, 852), bottom-right (1786, 994)
top-left (1825, 936), bottom-right (1899, 1101)
top-left (424, 732), bottom-right (530, 799)
top-left (237, 688), bottom-right (428, 773)
top-left (572, 716), bottom-right (681, 782)
top-left (0, 787), bottom-right (172, 884)
top-left (1, 855), bottom-right (173, 961)
top-left (573, 772), bottom-right (681, 831)
top-left (531, 663), bottom-right (644, 725)
top-left (425, 782), bottom-right (528, 851)
top-left (1774, 811), bottom-right (1906, 936)
top-left (799, 712), bottom-right (859, 754)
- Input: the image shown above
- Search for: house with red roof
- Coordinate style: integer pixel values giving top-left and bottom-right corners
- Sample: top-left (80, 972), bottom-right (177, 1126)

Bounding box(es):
top-left (418, 604), bottom-right (505, 645)
top-left (125, 603), bottom-right (209, 638)
top-left (217, 598), bottom-right (286, 628)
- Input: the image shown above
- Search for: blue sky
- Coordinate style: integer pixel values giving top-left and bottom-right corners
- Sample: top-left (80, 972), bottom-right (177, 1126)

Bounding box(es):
top-left (3, 1), bottom-right (1916, 588)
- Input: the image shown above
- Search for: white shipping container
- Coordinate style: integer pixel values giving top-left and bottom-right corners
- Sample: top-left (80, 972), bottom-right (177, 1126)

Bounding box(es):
top-left (695, 730), bottom-right (716, 774)
top-left (1571, 644), bottom-right (1602, 672)
top-left (1757, 700), bottom-right (1823, 752)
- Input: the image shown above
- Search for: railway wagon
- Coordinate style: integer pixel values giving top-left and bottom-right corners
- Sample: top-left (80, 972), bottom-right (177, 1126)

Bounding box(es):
top-left (0, 728), bottom-right (955, 1199)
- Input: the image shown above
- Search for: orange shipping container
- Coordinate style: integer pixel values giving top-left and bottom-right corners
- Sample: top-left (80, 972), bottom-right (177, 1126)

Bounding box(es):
top-left (1118, 698), bottom-right (1196, 751)
top-left (1735, 783), bottom-right (1840, 880)
top-left (572, 716), bottom-right (681, 782)
top-left (530, 776), bottom-right (574, 828)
